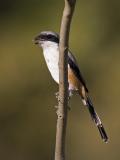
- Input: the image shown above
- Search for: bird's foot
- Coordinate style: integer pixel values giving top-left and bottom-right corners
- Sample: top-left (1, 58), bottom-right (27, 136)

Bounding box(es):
top-left (55, 92), bottom-right (60, 101)
top-left (55, 91), bottom-right (59, 98)
top-left (55, 91), bottom-right (71, 110)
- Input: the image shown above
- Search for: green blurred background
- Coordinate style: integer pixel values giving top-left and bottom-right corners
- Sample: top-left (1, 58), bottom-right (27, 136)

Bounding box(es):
top-left (0, 0), bottom-right (120, 159)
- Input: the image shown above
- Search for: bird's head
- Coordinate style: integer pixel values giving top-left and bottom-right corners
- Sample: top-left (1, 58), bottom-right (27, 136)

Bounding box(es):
top-left (34, 31), bottom-right (59, 49)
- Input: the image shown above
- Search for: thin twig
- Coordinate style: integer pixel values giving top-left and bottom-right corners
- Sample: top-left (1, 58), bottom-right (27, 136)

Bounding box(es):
top-left (55, 1), bottom-right (76, 160)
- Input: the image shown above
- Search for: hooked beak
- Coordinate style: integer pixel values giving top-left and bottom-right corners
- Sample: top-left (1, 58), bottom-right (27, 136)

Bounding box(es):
top-left (33, 37), bottom-right (39, 45)
top-left (33, 37), bottom-right (44, 45)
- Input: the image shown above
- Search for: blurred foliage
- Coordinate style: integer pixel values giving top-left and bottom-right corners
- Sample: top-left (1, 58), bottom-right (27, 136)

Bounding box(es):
top-left (0, 0), bottom-right (120, 159)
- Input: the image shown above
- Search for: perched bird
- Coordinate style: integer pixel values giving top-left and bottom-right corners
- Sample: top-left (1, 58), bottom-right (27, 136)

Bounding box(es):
top-left (34, 31), bottom-right (108, 143)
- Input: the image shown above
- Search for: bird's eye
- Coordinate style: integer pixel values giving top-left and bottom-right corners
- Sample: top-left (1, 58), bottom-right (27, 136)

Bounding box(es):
top-left (40, 35), bottom-right (46, 39)
top-left (47, 35), bottom-right (53, 39)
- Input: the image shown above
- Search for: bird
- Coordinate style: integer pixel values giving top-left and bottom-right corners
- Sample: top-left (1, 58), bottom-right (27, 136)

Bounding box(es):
top-left (34, 31), bottom-right (108, 143)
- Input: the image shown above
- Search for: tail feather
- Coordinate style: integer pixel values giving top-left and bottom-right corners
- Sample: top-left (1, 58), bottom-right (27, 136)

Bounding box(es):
top-left (83, 96), bottom-right (108, 143)
top-left (97, 124), bottom-right (108, 143)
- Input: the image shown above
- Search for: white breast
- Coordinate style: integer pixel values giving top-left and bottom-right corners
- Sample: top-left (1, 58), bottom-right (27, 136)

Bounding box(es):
top-left (42, 42), bottom-right (59, 83)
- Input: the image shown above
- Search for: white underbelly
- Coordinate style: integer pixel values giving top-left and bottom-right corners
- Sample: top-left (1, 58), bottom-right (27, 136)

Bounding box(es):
top-left (43, 48), bottom-right (59, 83)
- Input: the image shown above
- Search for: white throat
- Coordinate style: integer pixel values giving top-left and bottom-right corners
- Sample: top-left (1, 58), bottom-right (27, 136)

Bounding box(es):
top-left (41, 41), bottom-right (59, 83)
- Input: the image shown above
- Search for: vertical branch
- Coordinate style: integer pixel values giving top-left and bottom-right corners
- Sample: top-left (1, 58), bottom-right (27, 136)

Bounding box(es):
top-left (55, 1), bottom-right (76, 160)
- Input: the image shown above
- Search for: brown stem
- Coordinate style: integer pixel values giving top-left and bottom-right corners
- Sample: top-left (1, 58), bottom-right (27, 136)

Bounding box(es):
top-left (55, 1), bottom-right (76, 160)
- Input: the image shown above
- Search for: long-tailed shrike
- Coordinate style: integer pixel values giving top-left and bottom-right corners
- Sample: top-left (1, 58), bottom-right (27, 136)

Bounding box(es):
top-left (34, 31), bottom-right (108, 143)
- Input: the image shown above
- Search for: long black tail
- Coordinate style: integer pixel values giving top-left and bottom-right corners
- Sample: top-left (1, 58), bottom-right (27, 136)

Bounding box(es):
top-left (83, 96), bottom-right (108, 143)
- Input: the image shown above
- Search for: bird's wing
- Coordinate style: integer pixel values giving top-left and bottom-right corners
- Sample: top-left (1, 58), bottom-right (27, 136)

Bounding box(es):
top-left (68, 51), bottom-right (88, 92)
